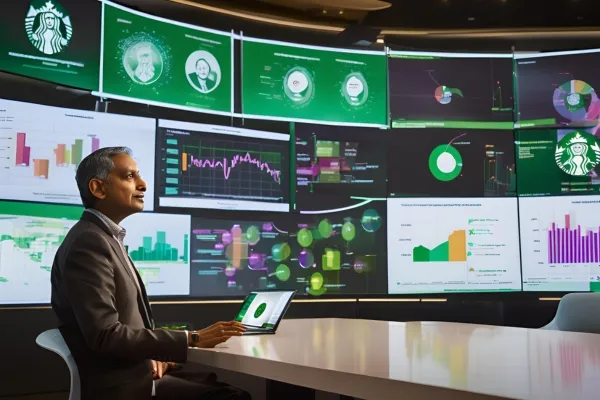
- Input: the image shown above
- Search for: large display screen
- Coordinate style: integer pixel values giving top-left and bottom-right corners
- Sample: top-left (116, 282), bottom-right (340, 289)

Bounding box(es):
top-left (121, 212), bottom-right (191, 297)
top-left (100, 0), bottom-right (233, 115)
top-left (515, 49), bottom-right (600, 129)
top-left (0, 201), bottom-right (83, 304)
top-left (295, 123), bottom-right (387, 211)
top-left (0, 0), bottom-right (100, 90)
top-left (0, 98), bottom-right (156, 209)
top-left (241, 37), bottom-right (387, 127)
top-left (389, 51), bottom-right (514, 129)
top-left (189, 201), bottom-right (386, 297)
top-left (388, 129), bottom-right (516, 198)
top-left (387, 198), bottom-right (521, 294)
top-left (520, 195), bottom-right (600, 292)
top-left (516, 129), bottom-right (600, 196)
top-left (157, 120), bottom-right (289, 212)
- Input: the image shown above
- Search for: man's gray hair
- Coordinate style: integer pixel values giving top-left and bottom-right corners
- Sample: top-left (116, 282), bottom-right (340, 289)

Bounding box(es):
top-left (76, 147), bottom-right (132, 208)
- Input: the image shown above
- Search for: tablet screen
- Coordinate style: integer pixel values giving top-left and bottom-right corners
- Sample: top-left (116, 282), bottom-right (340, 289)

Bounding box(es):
top-left (235, 291), bottom-right (294, 329)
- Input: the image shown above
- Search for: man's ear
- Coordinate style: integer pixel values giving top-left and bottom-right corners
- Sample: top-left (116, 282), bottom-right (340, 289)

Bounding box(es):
top-left (88, 178), bottom-right (107, 201)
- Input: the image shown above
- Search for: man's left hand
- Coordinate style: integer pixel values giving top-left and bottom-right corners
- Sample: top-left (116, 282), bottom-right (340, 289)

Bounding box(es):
top-left (151, 360), bottom-right (177, 379)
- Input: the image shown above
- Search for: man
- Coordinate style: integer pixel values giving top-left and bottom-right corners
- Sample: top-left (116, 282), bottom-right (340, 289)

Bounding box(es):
top-left (188, 58), bottom-right (216, 93)
top-left (51, 147), bottom-right (249, 399)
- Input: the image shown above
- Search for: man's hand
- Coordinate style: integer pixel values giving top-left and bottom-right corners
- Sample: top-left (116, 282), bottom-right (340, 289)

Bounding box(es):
top-left (151, 360), bottom-right (177, 379)
top-left (189, 321), bottom-right (246, 348)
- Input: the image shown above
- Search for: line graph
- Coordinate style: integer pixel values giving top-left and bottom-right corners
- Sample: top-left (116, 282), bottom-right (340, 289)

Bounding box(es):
top-left (185, 152), bottom-right (281, 182)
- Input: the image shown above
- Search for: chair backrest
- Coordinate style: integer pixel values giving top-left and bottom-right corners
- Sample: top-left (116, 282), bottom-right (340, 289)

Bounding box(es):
top-left (541, 293), bottom-right (600, 334)
top-left (36, 329), bottom-right (81, 400)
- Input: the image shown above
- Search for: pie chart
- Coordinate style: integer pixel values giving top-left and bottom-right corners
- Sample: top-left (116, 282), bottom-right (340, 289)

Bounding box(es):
top-left (429, 144), bottom-right (463, 181)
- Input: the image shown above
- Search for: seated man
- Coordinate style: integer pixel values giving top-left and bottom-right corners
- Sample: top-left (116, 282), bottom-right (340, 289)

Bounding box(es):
top-left (51, 147), bottom-right (249, 400)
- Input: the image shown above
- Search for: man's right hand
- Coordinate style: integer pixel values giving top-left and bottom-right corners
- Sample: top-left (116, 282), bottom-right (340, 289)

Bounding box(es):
top-left (188, 321), bottom-right (246, 348)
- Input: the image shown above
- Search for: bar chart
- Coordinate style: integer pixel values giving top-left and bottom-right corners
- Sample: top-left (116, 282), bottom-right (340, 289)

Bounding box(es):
top-left (548, 214), bottom-right (600, 264)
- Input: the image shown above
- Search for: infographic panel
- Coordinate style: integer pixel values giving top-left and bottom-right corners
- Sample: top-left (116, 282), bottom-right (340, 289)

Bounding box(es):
top-left (387, 198), bottom-right (521, 294)
top-left (0, 0), bottom-right (100, 90)
top-left (388, 129), bottom-right (516, 197)
top-left (516, 129), bottom-right (600, 196)
top-left (101, 0), bottom-right (233, 114)
top-left (190, 201), bottom-right (387, 296)
top-left (157, 120), bottom-right (289, 212)
top-left (515, 49), bottom-right (600, 129)
top-left (295, 123), bottom-right (387, 211)
top-left (242, 37), bottom-right (387, 126)
top-left (0, 201), bottom-right (83, 304)
top-left (121, 212), bottom-right (191, 296)
top-left (0, 98), bottom-right (156, 209)
top-left (389, 52), bottom-right (514, 129)
top-left (520, 196), bottom-right (600, 292)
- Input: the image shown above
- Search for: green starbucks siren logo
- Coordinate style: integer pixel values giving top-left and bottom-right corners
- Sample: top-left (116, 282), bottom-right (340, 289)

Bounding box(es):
top-left (254, 302), bottom-right (267, 318)
top-left (25, 0), bottom-right (72, 55)
top-left (555, 131), bottom-right (600, 176)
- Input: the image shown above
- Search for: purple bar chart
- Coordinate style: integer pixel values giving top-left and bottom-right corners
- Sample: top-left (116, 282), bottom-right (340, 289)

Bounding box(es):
top-left (548, 213), bottom-right (600, 264)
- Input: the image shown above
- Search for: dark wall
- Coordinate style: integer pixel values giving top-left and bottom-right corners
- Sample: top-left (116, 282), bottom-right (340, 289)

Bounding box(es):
top-left (0, 298), bottom-right (559, 397)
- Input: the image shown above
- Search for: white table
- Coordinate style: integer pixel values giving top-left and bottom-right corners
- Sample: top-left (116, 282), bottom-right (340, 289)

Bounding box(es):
top-left (187, 318), bottom-right (600, 399)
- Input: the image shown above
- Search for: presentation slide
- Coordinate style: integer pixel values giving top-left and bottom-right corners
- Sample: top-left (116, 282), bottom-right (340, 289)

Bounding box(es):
top-left (388, 129), bottom-right (516, 198)
top-left (242, 37), bottom-right (387, 127)
top-left (516, 129), bottom-right (600, 196)
top-left (389, 51), bottom-right (514, 129)
top-left (0, 98), bottom-right (156, 209)
top-left (0, 0), bottom-right (100, 90)
top-left (189, 201), bottom-right (386, 297)
top-left (515, 49), bottom-right (600, 129)
top-left (387, 198), bottom-right (521, 294)
top-left (0, 201), bottom-right (83, 304)
top-left (520, 195), bottom-right (600, 292)
top-left (121, 212), bottom-right (191, 296)
top-left (157, 120), bottom-right (289, 212)
top-left (100, 0), bottom-right (233, 115)
top-left (295, 123), bottom-right (387, 211)
top-left (234, 291), bottom-right (293, 329)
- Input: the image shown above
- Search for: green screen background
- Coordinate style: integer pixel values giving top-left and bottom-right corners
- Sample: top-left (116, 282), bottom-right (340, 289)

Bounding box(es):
top-left (101, 2), bottom-right (232, 114)
top-left (242, 39), bottom-right (388, 126)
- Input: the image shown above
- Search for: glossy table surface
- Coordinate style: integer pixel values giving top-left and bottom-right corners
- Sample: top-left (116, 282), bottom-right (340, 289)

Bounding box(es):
top-left (188, 318), bottom-right (600, 399)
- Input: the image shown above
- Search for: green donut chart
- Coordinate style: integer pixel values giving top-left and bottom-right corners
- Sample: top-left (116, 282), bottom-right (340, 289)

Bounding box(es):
top-left (428, 144), bottom-right (463, 181)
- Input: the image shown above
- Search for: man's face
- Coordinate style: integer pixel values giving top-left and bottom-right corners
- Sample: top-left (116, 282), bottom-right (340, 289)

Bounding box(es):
top-left (138, 50), bottom-right (151, 65)
top-left (44, 13), bottom-right (56, 29)
top-left (195, 60), bottom-right (210, 80)
top-left (98, 154), bottom-right (147, 215)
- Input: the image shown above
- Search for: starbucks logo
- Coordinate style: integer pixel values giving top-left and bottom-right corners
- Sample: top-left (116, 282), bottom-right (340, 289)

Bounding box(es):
top-left (25, 0), bottom-right (72, 55)
top-left (254, 302), bottom-right (267, 318)
top-left (555, 131), bottom-right (600, 176)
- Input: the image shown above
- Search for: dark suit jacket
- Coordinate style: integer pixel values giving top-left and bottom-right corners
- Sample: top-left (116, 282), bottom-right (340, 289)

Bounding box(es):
top-left (188, 72), bottom-right (216, 92)
top-left (51, 211), bottom-right (188, 400)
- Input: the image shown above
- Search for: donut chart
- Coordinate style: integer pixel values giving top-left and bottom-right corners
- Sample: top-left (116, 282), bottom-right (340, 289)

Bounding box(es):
top-left (434, 85), bottom-right (464, 105)
top-left (553, 80), bottom-right (600, 122)
top-left (429, 144), bottom-right (463, 181)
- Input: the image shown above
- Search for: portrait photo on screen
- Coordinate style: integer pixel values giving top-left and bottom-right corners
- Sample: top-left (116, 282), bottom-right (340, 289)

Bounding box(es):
top-left (515, 49), bottom-right (600, 129)
top-left (387, 197), bottom-right (522, 294)
top-left (519, 195), bottom-right (600, 292)
top-left (157, 119), bottom-right (289, 212)
top-left (0, 98), bottom-right (157, 208)
top-left (516, 128), bottom-right (600, 196)
top-left (389, 51), bottom-right (513, 129)
top-left (189, 201), bottom-right (387, 297)
top-left (295, 123), bottom-right (387, 211)
top-left (0, 0), bottom-right (100, 90)
top-left (0, 201), bottom-right (83, 304)
top-left (387, 129), bottom-right (516, 198)
top-left (121, 212), bottom-right (191, 297)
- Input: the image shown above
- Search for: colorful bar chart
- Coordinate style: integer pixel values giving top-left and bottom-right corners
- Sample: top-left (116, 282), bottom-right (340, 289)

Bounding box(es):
top-left (413, 230), bottom-right (467, 262)
top-left (15, 132), bottom-right (31, 167)
top-left (129, 231), bottom-right (189, 263)
top-left (548, 214), bottom-right (600, 264)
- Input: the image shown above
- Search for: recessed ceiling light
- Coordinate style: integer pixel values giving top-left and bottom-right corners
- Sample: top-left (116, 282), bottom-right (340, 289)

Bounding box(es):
top-left (339, 10), bottom-right (344, 15)
top-left (376, 38), bottom-right (384, 43)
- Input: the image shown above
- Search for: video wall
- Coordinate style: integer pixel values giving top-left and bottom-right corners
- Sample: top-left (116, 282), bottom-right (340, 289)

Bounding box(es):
top-left (1, 0), bottom-right (600, 304)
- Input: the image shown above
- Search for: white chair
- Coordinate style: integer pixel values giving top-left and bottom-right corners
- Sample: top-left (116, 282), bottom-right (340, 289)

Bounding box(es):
top-left (541, 293), bottom-right (600, 334)
top-left (36, 329), bottom-right (81, 400)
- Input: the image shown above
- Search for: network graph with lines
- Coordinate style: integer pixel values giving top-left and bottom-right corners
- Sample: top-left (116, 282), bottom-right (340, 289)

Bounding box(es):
top-left (157, 123), bottom-right (289, 211)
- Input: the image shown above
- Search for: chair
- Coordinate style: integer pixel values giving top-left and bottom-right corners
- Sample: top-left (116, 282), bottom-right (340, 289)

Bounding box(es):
top-left (541, 293), bottom-right (600, 334)
top-left (36, 329), bottom-right (80, 400)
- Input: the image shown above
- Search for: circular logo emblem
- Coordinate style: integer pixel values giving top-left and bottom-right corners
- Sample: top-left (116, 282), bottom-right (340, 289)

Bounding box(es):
top-left (429, 144), bottom-right (463, 181)
top-left (555, 131), bottom-right (600, 176)
top-left (343, 72), bottom-right (369, 107)
top-left (284, 67), bottom-right (314, 105)
top-left (254, 302), bottom-right (267, 318)
top-left (123, 41), bottom-right (163, 85)
top-left (185, 50), bottom-right (221, 94)
top-left (25, 0), bottom-right (72, 55)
